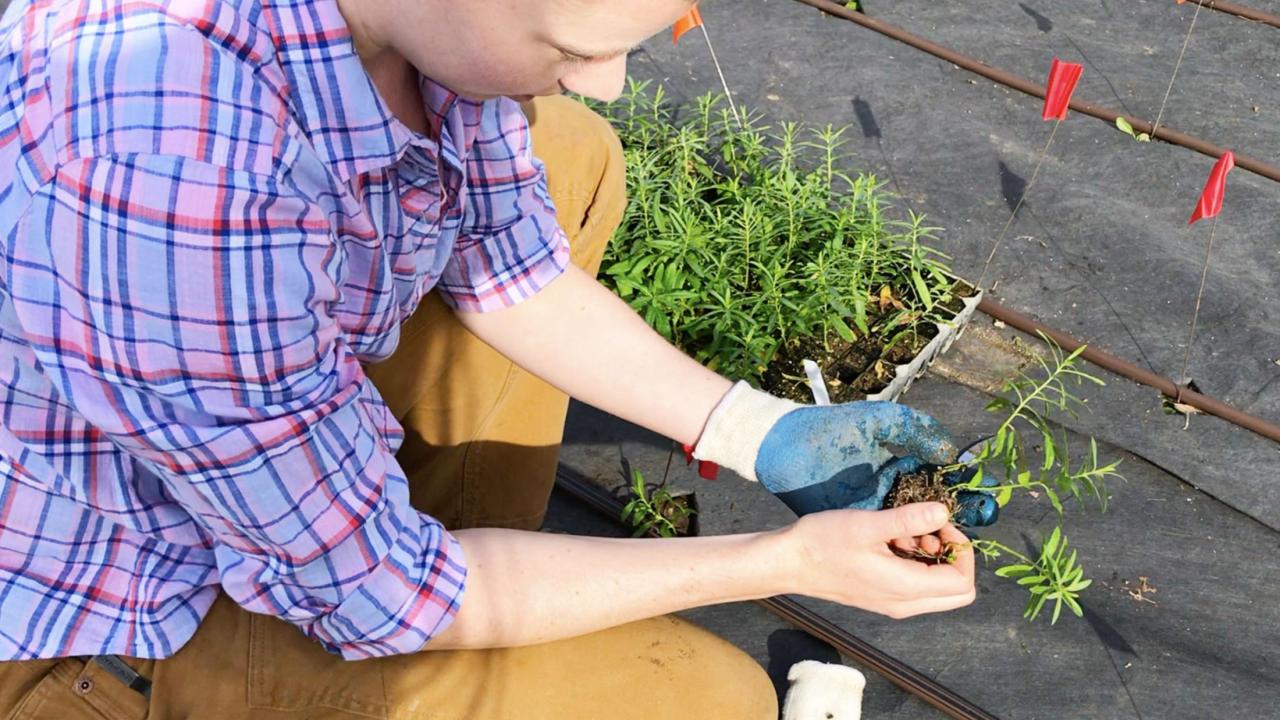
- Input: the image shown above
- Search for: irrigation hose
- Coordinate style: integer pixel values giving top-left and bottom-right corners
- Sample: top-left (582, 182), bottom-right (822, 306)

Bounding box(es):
top-left (791, 0), bottom-right (1280, 184)
top-left (554, 467), bottom-right (1003, 720)
top-left (1184, 0), bottom-right (1280, 29)
top-left (977, 297), bottom-right (1280, 445)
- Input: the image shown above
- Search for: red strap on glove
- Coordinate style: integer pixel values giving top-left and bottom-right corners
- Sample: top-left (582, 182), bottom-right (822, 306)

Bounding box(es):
top-left (682, 444), bottom-right (720, 480)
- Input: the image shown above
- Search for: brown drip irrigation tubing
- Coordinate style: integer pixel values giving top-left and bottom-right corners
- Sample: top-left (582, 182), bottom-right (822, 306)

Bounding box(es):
top-left (792, 0), bottom-right (1280, 184)
top-left (1183, 0), bottom-right (1280, 29)
top-left (554, 467), bottom-right (1002, 720)
top-left (978, 297), bottom-right (1280, 445)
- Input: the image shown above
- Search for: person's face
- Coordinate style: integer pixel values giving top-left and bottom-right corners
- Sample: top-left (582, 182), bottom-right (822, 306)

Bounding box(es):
top-left (384, 0), bottom-right (695, 102)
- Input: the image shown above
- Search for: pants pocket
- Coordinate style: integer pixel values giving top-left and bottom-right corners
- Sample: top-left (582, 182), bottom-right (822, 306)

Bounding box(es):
top-left (9, 658), bottom-right (146, 720)
top-left (246, 613), bottom-right (388, 719)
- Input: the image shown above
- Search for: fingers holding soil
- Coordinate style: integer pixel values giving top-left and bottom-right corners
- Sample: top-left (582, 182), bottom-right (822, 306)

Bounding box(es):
top-left (892, 533), bottom-right (944, 556)
top-left (890, 523), bottom-right (975, 575)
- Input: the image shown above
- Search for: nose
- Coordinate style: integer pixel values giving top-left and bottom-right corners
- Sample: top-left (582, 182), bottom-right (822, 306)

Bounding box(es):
top-left (559, 54), bottom-right (627, 102)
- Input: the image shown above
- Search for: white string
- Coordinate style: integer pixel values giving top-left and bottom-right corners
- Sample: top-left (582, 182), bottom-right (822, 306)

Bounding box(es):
top-left (977, 119), bottom-right (1061, 290)
top-left (1177, 215), bottom-right (1218, 394)
top-left (1153, 0), bottom-right (1205, 135)
top-left (699, 24), bottom-right (743, 129)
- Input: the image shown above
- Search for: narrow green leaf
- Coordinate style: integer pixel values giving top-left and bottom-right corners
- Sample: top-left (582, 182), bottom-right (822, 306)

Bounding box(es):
top-left (1042, 527), bottom-right (1062, 559)
top-left (1066, 595), bottom-right (1084, 616)
top-left (995, 564), bottom-right (1033, 578)
top-left (830, 314), bottom-right (856, 342)
top-left (1046, 489), bottom-right (1064, 515)
top-left (996, 485), bottom-right (1014, 507)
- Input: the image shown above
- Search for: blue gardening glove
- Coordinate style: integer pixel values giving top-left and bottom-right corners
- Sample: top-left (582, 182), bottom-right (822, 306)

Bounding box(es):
top-left (692, 381), bottom-right (963, 517)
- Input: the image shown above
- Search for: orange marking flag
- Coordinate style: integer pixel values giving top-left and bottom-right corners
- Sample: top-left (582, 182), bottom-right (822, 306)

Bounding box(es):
top-left (1042, 57), bottom-right (1084, 121)
top-left (673, 6), bottom-right (704, 45)
top-left (1189, 151), bottom-right (1235, 225)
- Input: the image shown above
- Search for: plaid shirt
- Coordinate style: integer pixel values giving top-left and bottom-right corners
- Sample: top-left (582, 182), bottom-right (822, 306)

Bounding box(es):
top-left (0, 0), bottom-right (570, 660)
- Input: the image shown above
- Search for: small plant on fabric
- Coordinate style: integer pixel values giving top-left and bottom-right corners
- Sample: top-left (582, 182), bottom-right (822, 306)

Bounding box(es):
top-left (885, 338), bottom-right (1123, 623)
top-left (621, 468), bottom-right (697, 538)
top-left (1115, 117), bottom-right (1151, 142)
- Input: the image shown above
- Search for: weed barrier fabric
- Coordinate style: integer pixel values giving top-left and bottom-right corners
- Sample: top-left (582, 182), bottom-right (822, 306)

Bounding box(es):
top-left (627, 0), bottom-right (1280, 530)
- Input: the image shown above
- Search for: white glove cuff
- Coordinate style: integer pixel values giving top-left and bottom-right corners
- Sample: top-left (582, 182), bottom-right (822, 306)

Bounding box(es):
top-left (693, 381), bottom-right (800, 482)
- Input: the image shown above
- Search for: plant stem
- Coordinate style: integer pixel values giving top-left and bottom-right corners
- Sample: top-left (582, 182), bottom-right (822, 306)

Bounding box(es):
top-left (972, 538), bottom-right (1031, 565)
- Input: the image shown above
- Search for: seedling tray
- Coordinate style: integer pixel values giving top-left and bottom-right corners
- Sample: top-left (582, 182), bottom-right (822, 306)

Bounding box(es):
top-left (764, 278), bottom-right (983, 405)
top-left (866, 283), bottom-right (983, 403)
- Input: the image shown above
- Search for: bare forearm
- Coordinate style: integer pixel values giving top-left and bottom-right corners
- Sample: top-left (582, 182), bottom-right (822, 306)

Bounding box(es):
top-left (456, 265), bottom-right (731, 444)
top-left (428, 526), bottom-right (787, 649)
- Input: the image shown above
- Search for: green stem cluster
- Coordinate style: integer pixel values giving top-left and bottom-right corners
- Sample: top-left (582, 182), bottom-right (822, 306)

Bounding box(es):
top-left (949, 338), bottom-right (1123, 623)
top-left (620, 468), bottom-right (696, 539)
top-left (584, 81), bottom-right (956, 385)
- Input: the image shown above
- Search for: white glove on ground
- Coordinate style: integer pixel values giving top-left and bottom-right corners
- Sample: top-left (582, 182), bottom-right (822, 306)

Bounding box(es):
top-left (782, 660), bottom-right (867, 720)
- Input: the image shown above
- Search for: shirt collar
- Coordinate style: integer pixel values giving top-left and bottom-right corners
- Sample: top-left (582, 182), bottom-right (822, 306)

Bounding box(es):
top-left (259, 0), bottom-right (461, 181)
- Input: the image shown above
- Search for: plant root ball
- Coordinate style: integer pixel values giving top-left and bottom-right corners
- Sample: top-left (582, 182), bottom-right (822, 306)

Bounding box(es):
top-left (883, 466), bottom-right (957, 516)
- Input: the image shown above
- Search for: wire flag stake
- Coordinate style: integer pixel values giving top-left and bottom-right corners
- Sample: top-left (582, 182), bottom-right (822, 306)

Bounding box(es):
top-left (673, 5), bottom-right (744, 129)
top-left (977, 58), bottom-right (1082, 290)
top-left (1177, 151), bottom-right (1235, 401)
top-left (1154, 0), bottom-right (1207, 135)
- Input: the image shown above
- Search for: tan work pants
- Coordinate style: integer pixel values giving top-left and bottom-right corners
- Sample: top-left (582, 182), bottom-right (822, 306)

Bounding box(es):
top-left (0, 96), bottom-right (778, 720)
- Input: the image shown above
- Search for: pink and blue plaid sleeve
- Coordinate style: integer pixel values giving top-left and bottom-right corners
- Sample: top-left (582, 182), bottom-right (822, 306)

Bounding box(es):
top-left (8, 153), bottom-right (465, 659)
top-left (438, 98), bottom-right (572, 312)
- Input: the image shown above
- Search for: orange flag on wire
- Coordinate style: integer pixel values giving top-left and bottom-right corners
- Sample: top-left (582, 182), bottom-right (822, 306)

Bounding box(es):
top-left (1189, 151), bottom-right (1235, 224)
top-left (673, 6), bottom-right (704, 45)
top-left (1042, 58), bottom-right (1084, 121)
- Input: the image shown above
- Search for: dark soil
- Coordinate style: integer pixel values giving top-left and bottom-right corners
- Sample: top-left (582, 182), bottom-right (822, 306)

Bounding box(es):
top-left (655, 493), bottom-right (698, 536)
top-left (951, 279), bottom-right (978, 299)
top-left (881, 324), bottom-right (939, 364)
top-left (850, 359), bottom-right (895, 395)
top-left (757, 283), bottom-right (971, 403)
top-left (938, 280), bottom-right (978, 316)
top-left (762, 333), bottom-right (881, 404)
top-left (883, 467), bottom-right (957, 515)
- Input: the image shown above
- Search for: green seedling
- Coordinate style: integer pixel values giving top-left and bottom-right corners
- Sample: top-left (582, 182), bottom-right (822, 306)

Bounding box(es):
top-left (1115, 117), bottom-right (1151, 142)
top-left (907, 338), bottom-right (1123, 623)
top-left (621, 468), bottom-right (697, 538)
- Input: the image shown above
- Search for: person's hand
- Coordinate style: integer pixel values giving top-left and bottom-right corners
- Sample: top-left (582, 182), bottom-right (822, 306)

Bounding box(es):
top-left (782, 502), bottom-right (976, 618)
top-left (691, 381), bottom-right (957, 515)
